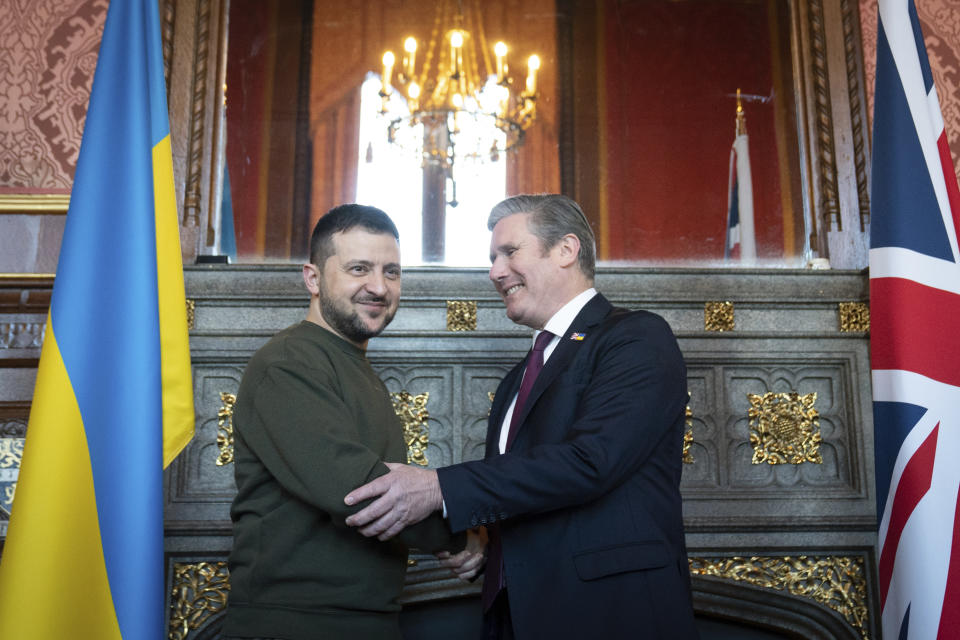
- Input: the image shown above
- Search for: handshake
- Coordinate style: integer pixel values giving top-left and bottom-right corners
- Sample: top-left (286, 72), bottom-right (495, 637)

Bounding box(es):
top-left (344, 461), bottom-right (487, 581)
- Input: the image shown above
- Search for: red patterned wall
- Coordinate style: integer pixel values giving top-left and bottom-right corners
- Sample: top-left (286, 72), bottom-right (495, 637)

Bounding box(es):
top-left (860, 0), bottom-right (960, 182)
top-left (0, 0), bottom-right (107, 194)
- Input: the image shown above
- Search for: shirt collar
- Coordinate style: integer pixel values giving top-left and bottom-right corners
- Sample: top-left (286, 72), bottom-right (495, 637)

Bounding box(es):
top-left (535, 287), bottom-right (598, 346)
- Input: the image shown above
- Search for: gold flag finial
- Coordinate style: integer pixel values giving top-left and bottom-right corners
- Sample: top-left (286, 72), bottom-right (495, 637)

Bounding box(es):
top-left (735, 88), bottom-right (747, 136)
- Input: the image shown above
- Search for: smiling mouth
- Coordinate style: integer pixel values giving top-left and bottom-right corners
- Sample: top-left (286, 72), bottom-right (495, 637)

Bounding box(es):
top-left (355, 297), bottom-right (389, 311)
top-left (503, 284), bottom-right (524, 297)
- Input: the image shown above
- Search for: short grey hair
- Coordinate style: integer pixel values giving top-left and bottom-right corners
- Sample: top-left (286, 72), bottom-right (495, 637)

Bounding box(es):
top-left (487, 194), bottom-right (596, 279)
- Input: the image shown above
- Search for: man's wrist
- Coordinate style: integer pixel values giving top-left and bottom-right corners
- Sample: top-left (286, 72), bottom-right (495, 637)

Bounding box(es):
top-left (429, 469), bottom-right (448, 517)
top-left (428, 469), bottom-right (443, 512)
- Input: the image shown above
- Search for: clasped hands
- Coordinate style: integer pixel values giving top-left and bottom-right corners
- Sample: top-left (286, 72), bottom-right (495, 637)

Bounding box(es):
top-left (344, 462), bottom-right (486, 580)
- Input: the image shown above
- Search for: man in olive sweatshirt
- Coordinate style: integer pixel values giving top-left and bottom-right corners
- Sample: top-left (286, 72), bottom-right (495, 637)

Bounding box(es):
top-left (222, 205), bottom-right (482, 640)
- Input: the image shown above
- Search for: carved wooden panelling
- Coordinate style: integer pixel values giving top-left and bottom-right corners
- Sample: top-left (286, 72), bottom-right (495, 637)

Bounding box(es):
top-left (461, 368), bottom-right (511, 462)
top-left (164, 366), bottom-right (244, 527)
top-left (679, 367), bottom-right (718, 488)
top-left (378, 366), bottom-right (457, 469)
top-left (0, 409), bottom-right (29, 539)
top-left (375, 363), bottom-right (512, 467)
top-left (682, 352), bottom-right (872, 522)
top-left (725, 366), bottom-right (852, 490)
top-left (187, 367), bottom-right (243, 493)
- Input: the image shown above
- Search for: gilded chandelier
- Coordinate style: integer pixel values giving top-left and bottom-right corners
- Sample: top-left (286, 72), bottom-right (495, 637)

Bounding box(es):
top-left (377, 0), bottom-right (540, 176)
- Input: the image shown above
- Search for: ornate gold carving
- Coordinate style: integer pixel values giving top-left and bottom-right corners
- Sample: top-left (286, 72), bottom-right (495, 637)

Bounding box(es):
top-left (748, 392), bottom-right (822, 465)
top-left (391, 391), bottom-right (430, 466)
top-left (186, 299), bottom-right (196, 331)
top-left (215, 393), bottom-right (235, 466)
top-left (809, 0), bottom-right (841, 232)
top-left (446, 300), bottom-right (478, 331)
top-left (0, 437), bottom-right (24, 517)
top-left (704, 301), bottom-right (734, 332)
top-left (169, 561), bottom-right (230, 640)
top-left (689, 555), bottom-right (868, 639)
top-left (841, 0), bottom-right (870, 231)
top-left (682, 404), bottom-right (694, 464)
top-left (838, 302), bottom-right (870, 333)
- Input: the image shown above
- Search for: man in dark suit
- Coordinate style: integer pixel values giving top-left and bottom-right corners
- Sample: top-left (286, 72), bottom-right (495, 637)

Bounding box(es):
top-left (345, 194), bottom-right (699, 639)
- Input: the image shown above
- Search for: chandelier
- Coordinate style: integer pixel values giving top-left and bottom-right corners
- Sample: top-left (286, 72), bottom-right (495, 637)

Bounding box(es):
top-left (377, 0), bottom-right (541, 193)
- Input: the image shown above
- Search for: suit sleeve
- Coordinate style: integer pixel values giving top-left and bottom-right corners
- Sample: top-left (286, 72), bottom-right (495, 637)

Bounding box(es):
top-left (437, 313), bottom-right (686, 533)
top-left (239, 358), bottom-right (464, 552)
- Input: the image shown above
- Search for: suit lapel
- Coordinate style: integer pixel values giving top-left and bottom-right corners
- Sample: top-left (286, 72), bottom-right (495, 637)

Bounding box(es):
top-left (507, 294), bottom-right (614, 449)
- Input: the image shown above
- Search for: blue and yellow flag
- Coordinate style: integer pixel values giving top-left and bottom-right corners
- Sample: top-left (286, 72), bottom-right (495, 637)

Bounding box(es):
top-left (0, 0), bottom-right (194, 637)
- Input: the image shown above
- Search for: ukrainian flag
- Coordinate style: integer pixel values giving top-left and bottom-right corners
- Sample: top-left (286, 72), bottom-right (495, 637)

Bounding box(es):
top-left (0, 0), bottom-right (194, 637)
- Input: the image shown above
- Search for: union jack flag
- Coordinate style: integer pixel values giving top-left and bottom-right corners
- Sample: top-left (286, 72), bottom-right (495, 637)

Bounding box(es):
top-left (871, 1), bottom-right (960, 638)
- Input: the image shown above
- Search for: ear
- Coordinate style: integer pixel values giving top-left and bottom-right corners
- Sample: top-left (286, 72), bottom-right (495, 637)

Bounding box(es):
top-left (302, 263), bottom-right (321, 296)
top-left (556, 233), bottom-right (581, 268)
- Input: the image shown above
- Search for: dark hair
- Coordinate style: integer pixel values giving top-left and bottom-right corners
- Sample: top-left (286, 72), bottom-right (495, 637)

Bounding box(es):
top-left (488, 194), bottom-right (596, 279)
top-left (309, 204), bottom-right (399, 266)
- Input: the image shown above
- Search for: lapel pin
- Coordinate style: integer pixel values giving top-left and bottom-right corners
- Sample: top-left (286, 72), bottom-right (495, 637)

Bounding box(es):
top-left (569, 332), bottom-right (586, 341)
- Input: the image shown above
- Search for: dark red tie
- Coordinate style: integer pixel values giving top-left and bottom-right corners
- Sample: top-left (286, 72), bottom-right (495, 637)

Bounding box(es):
top-left (482, 330), bottom-right (554, 611)
top-left (505, 330), bottom-right (554, 451)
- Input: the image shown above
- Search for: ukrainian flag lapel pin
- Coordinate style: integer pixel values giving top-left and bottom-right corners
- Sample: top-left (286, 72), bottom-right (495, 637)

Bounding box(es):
top-left (569, 332), bottom-right (586, 341)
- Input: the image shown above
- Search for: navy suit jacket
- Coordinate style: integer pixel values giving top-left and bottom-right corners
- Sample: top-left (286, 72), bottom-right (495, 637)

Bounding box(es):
top-left (437, 293), bottom-right (698, 639)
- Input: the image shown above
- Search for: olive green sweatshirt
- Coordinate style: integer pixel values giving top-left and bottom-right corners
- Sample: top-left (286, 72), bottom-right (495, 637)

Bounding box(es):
top-left (223, 321), bottom-right (463, 640)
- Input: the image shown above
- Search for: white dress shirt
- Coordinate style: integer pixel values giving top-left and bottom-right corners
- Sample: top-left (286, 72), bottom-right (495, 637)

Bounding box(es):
top-left (441, 287), bottom-right (598, 517)
top-left (496, 288), bottom-right (598, 453)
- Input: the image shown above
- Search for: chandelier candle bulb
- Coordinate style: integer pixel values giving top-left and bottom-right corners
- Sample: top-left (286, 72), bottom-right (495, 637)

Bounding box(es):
top-left (494, 41), bottom-right (507, 83)
top-left (381, 51), bottom-right (395, 94)
top-left (372, 2), bottom-right (541, 192)
top-left (403, 37), bottom-right (417, 78)
top-left (407, 82), bottom-right (420, 110)
top-left (450, 31), bottom-right (463, 77)
top-left (526, 54), bottom-right (540, 95)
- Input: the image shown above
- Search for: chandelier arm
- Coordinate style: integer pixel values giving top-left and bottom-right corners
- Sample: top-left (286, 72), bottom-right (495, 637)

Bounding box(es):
top-left (463, 14), bottom-right (481, 96)
top-left (379, 0), bottom-right (538, 169)
top-left (419, 7), bottom-right (443, 106)
top-left (472, 0), bottom-right (495, 82)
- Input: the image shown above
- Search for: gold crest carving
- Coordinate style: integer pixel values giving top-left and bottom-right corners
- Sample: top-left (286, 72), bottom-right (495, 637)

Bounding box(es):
top-left (169, 562), bottom-right (230, 640)
top-left (216, 393), bottom-right (236, 466)
top-left (838, 302), bottom-right (870, 332)
top-left (689, 555), bottom-right (868, 638)
top-left (682, 404), bottom-right (694, 464)
top-left (186, 298), bottom-right (196, 330)
top-left (391, 391), bottom-right (430, 466)
top-left (446, 300), bottom-right (478, 331)
top-left (704, 301), bottom-right (735, 332)
top-left (748, 392), bottom-right (822, 465)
